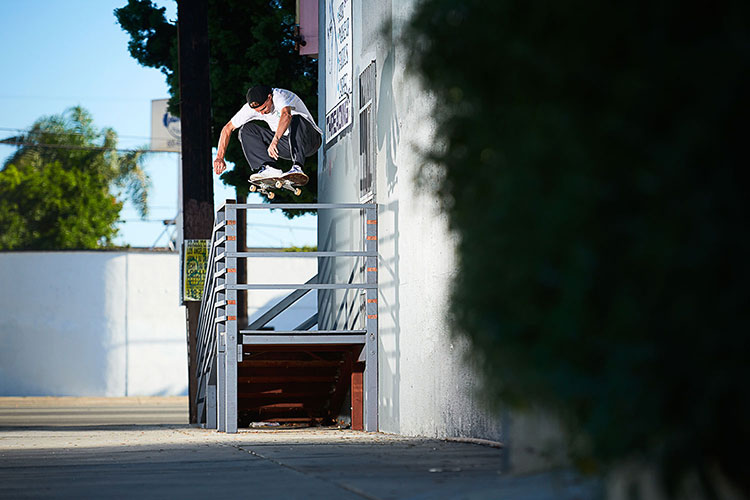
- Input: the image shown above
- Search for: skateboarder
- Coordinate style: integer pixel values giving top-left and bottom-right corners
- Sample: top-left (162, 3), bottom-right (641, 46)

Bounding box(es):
top-left (213, 85), bottom-right (323, 187)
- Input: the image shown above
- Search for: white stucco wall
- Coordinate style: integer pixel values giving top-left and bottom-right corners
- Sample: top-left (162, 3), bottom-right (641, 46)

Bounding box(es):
top-left (0, 251), bottom-right (188, 397)
top-left (0, 250), bottom-right (319, 397)
top-left (318, 0), bottom-right (503, 441)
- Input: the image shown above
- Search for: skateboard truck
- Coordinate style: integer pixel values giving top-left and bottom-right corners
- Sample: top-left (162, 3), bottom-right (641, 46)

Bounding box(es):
top-left (248, 177), bottom-right (302, 199)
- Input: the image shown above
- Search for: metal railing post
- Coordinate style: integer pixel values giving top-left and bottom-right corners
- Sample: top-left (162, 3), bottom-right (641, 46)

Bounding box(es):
top-left (364, 206), bottom-right (379, 431)
top-left (216, 205), bottom-right (226, 432)
top-left (224, 203), bottom-right (239, 433)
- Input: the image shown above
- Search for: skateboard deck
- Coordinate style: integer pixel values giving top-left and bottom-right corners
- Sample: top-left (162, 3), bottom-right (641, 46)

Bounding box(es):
top-left (248, 176), bottom-right (303, 199)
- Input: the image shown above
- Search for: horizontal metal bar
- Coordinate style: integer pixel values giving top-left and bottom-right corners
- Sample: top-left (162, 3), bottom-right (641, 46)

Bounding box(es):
top-left (226, 251), bottom-right (376, 258)
top-left (230, 203), bottom-right (376, 210)
top-left (241, 329), bottom-right (366, 335)
top-left (228, 283), bottom-right (377, 290)
top-left (242, 334), bottom-right (367, 345)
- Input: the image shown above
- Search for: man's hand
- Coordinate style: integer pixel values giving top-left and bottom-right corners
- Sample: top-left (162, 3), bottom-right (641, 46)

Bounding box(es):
top-left (268, 137), bottom-right (280, 160)
top-left (214, 157), bottom-right (227, 174)
top-left (213, 121), bottom-right (236, 174)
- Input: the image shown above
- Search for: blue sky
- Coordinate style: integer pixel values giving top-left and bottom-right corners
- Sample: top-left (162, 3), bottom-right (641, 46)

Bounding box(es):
top-left (0, 0), bottom-right (316, 248)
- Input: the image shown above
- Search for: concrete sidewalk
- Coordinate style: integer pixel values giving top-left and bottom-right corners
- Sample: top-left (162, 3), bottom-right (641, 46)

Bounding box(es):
top-left (0, 397), bottom-right (600, 499)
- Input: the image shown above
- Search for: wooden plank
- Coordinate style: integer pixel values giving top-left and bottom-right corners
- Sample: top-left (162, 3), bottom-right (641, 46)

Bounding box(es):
top-left (238, 367), bottom-right (339, 378)
top-left (351, 362), bottom-right (365, 431)
top-left (242, 345), bottom-right (364, 353)
top-left (238, 393), bottom-right (329, 400)
top-left (236, 382), bottom-right (335, 393)
top-left (238, 376), bottom-right (336, 383)
top-left (239, 360), bottom-right (342, 368)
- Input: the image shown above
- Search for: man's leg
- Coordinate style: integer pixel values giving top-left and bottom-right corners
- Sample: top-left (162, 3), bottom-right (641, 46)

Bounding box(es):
top-left (285, 115), bottom-right (322, 167)
top-left (275, 116), bottom-right (321, 186)
top-left (238, 122), bottom-right (277, 172)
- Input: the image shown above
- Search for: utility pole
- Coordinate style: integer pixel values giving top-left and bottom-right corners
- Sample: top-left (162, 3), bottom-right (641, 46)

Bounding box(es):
top-left (177, 0), bottom-right (213, 424)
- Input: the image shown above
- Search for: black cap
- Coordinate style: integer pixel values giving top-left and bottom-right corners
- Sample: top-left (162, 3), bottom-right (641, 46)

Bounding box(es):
top-left (247, 85), bottom-right (272, 108)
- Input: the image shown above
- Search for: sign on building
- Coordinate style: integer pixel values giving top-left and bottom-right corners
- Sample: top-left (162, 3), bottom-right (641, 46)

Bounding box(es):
top-left (151, 99), bottom-right (181, 152)
top-left (182, 239), bottom-right (209, 302)
top-left (325, 0), bottom-right (352, 143)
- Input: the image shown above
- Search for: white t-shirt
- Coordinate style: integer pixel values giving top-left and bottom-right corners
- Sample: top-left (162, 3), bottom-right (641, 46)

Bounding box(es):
top-left (230, 88), bottom-right (322, 137)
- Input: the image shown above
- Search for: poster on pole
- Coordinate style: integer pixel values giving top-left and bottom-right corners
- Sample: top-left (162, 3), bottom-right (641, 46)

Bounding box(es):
top-left (151, 99), bottom-right (181, 152)
top-left (324, 0), bottom-right (352, 143)
top-left (182, 239), bottom-right (209, 302)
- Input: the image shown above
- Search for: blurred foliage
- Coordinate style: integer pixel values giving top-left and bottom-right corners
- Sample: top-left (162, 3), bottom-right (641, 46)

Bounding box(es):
top-left (283, 245), bottom-right (317, 252)
top-left (114, 0), bottom-right (318, 217)
top-left (402, 0), bottom-right (749, 496)
top-left (0, 107), bottom-right (149, 249)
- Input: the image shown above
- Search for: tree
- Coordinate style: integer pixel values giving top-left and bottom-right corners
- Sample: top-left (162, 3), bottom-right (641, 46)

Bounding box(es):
top-left (0, 106), bottom-right (150, 250)
top-left (402, 1), bottom-right (749, 497)
top-left (114, 0), bottom-right (318, 216)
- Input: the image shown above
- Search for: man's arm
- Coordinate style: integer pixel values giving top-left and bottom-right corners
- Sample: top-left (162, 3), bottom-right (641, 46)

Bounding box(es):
top-left (267, 106), bottom-right (292, 160)
top-left (213, 121), bottom-right (237, 174)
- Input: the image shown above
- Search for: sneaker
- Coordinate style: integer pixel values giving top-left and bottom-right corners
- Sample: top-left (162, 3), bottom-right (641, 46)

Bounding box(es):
top-left (249, 165), bottom-right (283, 182)
top-left (282, 164), bottom-right (309, 186)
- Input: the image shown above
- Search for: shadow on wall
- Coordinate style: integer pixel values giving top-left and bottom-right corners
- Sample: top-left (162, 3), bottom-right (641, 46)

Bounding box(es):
top-left (377, 199), bottom-right (401, 432)
top-left (375, 46), bottom-right (402, 432)
top-left (378, 49), bottom-right (400, 196)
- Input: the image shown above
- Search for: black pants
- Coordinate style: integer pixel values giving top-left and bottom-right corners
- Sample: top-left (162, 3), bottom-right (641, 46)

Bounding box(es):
top-left (238, 115), bottom-right (322, 171)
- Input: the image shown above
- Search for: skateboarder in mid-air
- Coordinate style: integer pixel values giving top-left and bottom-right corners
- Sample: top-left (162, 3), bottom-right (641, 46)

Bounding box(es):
top-left (213, 85), bottom-right (323, 189)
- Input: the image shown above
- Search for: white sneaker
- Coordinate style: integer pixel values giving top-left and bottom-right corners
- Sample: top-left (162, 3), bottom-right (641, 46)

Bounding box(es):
top-left (249, 165), bottom-right (283, 182)
top-left (282, 164), bottom-right (309, 186)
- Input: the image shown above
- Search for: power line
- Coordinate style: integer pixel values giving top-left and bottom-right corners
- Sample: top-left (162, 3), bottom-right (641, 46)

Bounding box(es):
top-left (117, 218), bottom-right (317, 230)
top-left (0, 126), bottom-right (153, 141)
top-left (0, 95), bottom-right (157, 103)
top-left (0, 140), bottom-right (170, 154)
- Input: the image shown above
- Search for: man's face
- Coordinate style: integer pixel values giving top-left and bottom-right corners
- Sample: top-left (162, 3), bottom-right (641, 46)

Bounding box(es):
top-left (252, 94), bottom-right (274, 114)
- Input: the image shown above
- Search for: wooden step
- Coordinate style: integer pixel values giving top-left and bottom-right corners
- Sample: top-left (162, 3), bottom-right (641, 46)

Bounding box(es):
top-left (238, 376), bottom-right (337, 383)
top-left (239, 360), bottom-right (342, 368)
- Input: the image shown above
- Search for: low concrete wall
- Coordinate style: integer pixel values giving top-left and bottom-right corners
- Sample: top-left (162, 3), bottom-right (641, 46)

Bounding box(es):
top-left (0, 250), bottom-right (319, 397)
top-left (0, 251), bottom-right (187, 397)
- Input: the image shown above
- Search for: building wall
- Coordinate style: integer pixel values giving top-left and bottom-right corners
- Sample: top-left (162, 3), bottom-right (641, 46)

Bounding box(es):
top-left (0, 251), bottom-right (187, 397)
top-left (318, 0), bottom-right (503, 441)
top-left (0, 250), bottom-right (319, 398)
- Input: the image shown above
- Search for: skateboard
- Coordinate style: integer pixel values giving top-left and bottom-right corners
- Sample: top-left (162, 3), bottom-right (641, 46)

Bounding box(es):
top-left (248, 176), bottom-right (303, 199)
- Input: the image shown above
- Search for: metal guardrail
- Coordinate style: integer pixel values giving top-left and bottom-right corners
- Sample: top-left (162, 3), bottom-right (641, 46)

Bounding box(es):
top-left (194, 201), bottom-right (379, 433)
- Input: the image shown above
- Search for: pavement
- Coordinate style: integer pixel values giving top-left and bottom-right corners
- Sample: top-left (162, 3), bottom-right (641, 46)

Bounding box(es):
top-left (0, 397), bottom-right (601, 499)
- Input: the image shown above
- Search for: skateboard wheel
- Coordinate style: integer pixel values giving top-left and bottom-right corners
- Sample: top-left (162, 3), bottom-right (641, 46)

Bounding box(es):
top-left (275, 180), bottom-right (283, 189)
top-left (267, 191), bottom-right (275, 200)
top-left (294, 188), bottom-right (302, 196)
top-left (249, 184), bottom-right (257, 192)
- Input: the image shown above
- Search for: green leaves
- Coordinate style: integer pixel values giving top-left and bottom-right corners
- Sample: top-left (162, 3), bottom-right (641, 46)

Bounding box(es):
top-left (0, 107), bottom-right (149, 250)
top-left (0, 161), bottom-right (122, 250)
top-left (114, 0), bottom-right (319, 216)
top-left (403, 0), bottom-right (750, 495)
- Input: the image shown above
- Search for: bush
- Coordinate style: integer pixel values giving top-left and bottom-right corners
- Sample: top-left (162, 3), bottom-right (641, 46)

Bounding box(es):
top-left (403, 1), bottom-right (750, 495)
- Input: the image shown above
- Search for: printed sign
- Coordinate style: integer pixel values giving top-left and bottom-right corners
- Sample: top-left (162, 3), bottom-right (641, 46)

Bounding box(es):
top-left (325, 95), bottom-right (351, 142)
top-left (151, 99), bottom-right (181, 152)
top-left (183, 239), bottom-right (209, 301)
top-left (325, 0), bottom-right (352, 143)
